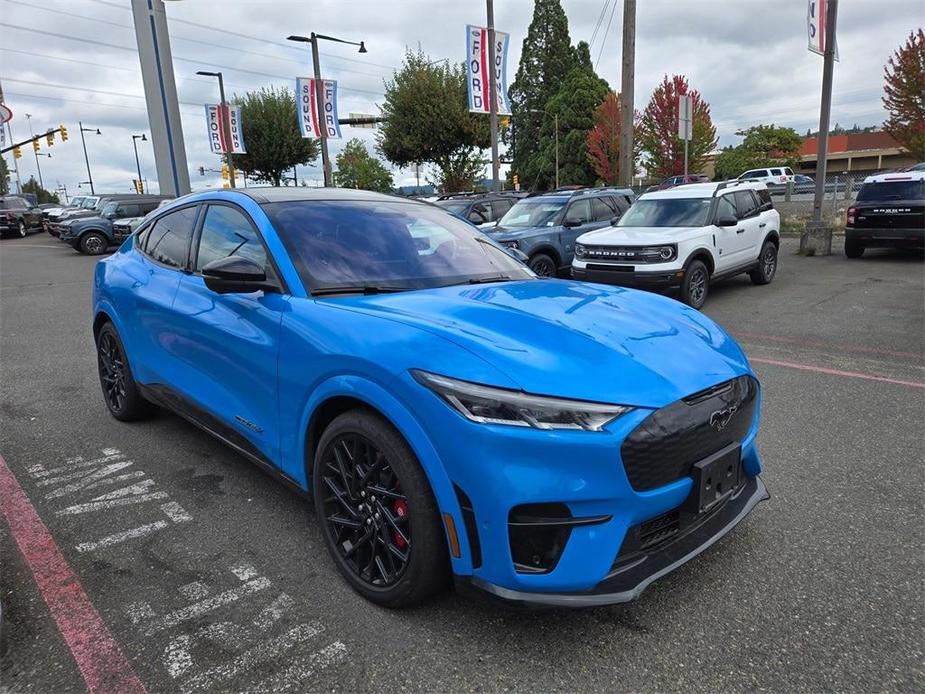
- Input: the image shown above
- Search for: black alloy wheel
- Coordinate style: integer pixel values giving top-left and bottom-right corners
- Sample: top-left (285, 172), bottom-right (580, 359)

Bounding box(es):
top-left (95, 323), bottom-right (153, 421)
top-left (313, 411), bottom-right (448, 607)
top-left (749, 241), bottom-right (778, 285)
top-left (80, 232), bottom-right (108, 255)
top-left (529, 253), bottom-right (556, 277)
top-left (682, 259), bottom-right (709, 309)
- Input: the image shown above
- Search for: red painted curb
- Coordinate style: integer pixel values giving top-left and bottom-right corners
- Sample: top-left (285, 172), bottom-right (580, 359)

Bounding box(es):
top-left (0, 454), bottom-right (147, 694)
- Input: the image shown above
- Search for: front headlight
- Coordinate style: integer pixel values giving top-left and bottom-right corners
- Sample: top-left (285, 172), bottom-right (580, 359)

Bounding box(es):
top-left (412, 370), bottom-right (631, 431)
top-left (502, 240), bottom-right (519, 250)
top-left (575, 243), bottom-right (586, 259)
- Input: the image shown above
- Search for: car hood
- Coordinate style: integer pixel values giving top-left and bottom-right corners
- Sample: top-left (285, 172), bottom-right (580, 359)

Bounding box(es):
top-left (329, 280), bottom-right (751, 408)
top-left (578, 226), bottom-right (704, 245)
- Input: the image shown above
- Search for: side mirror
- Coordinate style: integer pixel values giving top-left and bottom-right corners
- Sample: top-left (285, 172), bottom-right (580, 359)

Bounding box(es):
top-left (202, 256), bottom-right (276, 294)
top-left (505, 246), bottom-right (529, 263)
top-left (715, 215), bottom-right (738, 227)
top-left (610, 216), bottom-right (621, 226)
top-left (563, 218), bottom-right (583, 228)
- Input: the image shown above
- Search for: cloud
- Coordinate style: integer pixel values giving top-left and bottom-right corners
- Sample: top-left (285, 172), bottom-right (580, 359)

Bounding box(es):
top-left (1, 0), bottom-right (919, 194)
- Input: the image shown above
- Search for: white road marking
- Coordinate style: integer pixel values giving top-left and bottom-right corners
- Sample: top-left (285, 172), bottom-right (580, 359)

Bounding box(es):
top-left (142, 577), bottom-right (271, 635)
top-left (254, 593), bottom-right (295, 630)
top-left (231, 563), bottom-right (259, 581)
top-left (74, 520), bottom-right (171, 553)
top-left (178, 582), bottom-right (211, 601)
top-left (55, 492), bottom-right (170, 515)
top-left (179, 622), bottom-right (325, 693)
top-left (32, 452), bottom-right (126, 480)
top-left (125, 601), bottom-right (156, 625)
top-left (164, 623), bottom-right (247, 680)
top-left (250, 641), bottom-right (348, 692)
top-left (160, 501), bottom-right (193, 523)
top-left (91, 479), bottom-right (156, 500)
top-left (43, 462), bottom-right (138, 498)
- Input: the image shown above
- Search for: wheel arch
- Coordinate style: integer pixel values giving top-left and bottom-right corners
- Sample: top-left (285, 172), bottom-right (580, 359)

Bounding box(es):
top-left (685, 248), bottom-right (715, 274)
top-left (762, 231), bottom-right (780, 248)
top-left (298, 374), bottom-right (473, 574)
top-left (529, 245), bottom-right (562, 267)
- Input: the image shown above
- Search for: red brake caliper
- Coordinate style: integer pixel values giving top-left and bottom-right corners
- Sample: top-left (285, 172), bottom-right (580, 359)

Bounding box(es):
top-left (392, 495), bottom-right (409, 549)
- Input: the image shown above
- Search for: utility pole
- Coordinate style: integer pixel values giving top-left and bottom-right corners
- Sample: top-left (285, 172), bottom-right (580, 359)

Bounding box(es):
top-left (196, 71), bottom-right (236, 187)
top-left (619, 0), bottom-right (636, 187)
top-left (132, 134), bottom-right (147, 193)
top-left (554, 113), bottom-right (559, 189)
top-left (486, 0), bottom-right (500, 192)
top-left (803, 0), bottom-right (838, 256)
top-left (25, 113), bottom-right (44, 190)
top-left (78, 121), bottom-right (99, 195)
top-left (6, 121), bottom-right (22, 194)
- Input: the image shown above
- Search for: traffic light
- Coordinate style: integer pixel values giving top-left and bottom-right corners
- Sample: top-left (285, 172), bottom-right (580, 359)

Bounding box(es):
top-left (32, 139), bottom-right (40, 153)
top-left (133, 179), bottom-right (144, 193)
top-left (46, 132), bottom-right (54, 147)
top-left (500, 116), bottom-right (510, 128)
top-left (13, 146), bottom-right (21, 159)
top-left (198, 166), bottom-right (206, 176)
top-left (222, 182), bottom-right (230, 189)
top-left (512, 174), bottom-right (519, 187)
top-left (59, 125), bottom-right (68, 142)
top-left (221, 164), bottom-right (229, 180)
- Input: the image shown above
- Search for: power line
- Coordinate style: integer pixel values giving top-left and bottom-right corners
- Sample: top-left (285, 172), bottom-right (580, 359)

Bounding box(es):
top-left (594, 0), bottom-right (619, 70)
top-left (589, 0), bottom-right (612, 48)
top-left (0, 47), bottom-right (138, 73)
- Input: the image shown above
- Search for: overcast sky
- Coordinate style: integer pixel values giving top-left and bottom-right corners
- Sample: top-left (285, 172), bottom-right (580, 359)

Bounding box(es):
top-left (0, 0), bottom-right (921, 195)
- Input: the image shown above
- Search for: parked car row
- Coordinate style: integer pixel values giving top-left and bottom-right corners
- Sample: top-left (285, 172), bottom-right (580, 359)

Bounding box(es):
top-left (0, 195), bottom-right (44, 237)
top-left (43, 194), bottom-right (172, 254)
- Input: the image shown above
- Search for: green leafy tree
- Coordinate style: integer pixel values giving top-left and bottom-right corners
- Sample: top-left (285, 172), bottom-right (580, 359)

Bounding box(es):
top-left (882, 28), bottom-right (925, 159)
top-left (638, 75), bottom-right (718, 180)
top-left (230, 86), bottom-right (319, 186)
top-left (536, 43), bottom-right (609, 187)
top-left (426, 149), bottom-right (487, 193)
top-left (378, 49), bottom-right (489, 192)
top-left (334, 138), bottom-right (394, 192)
top-left (712, 124), bottom-right (802, 180)
top-left (0, 156), bottom-right (9, 195)
top-left (509, 0), bottom-right (575, 188)
top-left (21, 176), bottom-right (59, 203)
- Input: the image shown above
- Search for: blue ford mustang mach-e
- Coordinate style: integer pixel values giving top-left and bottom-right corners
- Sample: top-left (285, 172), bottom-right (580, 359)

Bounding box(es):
top-left (92, 188), bottom-right (768, 608)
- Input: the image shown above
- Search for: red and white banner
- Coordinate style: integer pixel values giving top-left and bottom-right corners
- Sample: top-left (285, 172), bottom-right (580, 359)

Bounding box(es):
top-left (296, 78), bottom-right (342, 139)
top-left (465, 25), bottom-right (512, 115)
top-left (807, 0), bottom-right (838, 59)
top-left (205, 104), bottom-right (246, 154)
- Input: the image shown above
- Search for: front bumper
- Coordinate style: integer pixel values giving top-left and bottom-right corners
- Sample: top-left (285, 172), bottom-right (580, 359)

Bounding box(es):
top-left (845, 226), bottom-right (924, 248)
top-left (458, 475), bottom-right (768, 607)
top-left (571, 263), bottom-right (685, 288)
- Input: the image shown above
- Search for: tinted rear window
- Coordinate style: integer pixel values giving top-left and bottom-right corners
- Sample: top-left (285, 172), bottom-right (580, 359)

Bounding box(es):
top-left (857, 180), bottom-right (925, 202)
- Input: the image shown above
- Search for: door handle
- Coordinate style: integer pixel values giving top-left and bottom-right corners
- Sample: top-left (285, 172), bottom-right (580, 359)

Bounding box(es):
top-left (736, 228), bottom-right (745, 234)
top-left (759, 222), bottom-right (767, 228)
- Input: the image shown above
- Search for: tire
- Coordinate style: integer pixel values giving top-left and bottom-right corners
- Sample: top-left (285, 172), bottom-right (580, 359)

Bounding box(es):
top-left (749, 240), bottom-right (778, 285)
top-left (844, 239), bottom-right (864, 258)
top-left (681, 259), bottom-right (709, 309)
top-left (95, 322), bottom-right (154, 422)
top-left (17, 221), bottom-right (26, 238)
top-left (80, 232), bottom-right (109, 255)
top-left (528, 252), bottom-right (557, 277)
top-left (312, 410), bottom-right (449, 608)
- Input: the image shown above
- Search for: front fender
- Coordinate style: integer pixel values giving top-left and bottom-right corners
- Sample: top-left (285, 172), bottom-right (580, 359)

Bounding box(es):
top-left (295, 374), bottom-right (474, 575)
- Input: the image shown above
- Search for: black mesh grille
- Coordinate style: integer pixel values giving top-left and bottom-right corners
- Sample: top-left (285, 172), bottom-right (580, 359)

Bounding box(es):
top-left (620, 376), bottom-right (758, 491)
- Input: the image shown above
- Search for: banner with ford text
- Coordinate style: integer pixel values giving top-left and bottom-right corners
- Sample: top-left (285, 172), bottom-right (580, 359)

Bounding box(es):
top-left (807, 0), bottom-right (838, 59)
top-left (205, 104), bottom-right (246, 154)
top-left (465, 25), bottom-right (511, 115)
top-left (296, 78), bottom-right (343, 139)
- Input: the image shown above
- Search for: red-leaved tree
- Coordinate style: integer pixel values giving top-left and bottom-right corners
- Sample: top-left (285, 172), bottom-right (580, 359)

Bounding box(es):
top-left (883, 28), bottom-right (925, 160)
top-left (586, 91), bottom-right (641, 184)
top-left (637, 75), bottom-right (718, 180)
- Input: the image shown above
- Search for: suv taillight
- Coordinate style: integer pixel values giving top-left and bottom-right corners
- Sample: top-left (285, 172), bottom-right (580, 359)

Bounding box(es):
top-left (846, 206), bottom-right (856, 226)
top-left (4, 211), bottom-right (14, 221)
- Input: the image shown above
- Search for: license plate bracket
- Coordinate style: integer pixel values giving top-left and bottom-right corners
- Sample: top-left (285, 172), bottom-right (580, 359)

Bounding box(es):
top-left (685, 444), bottom-right (742, 514)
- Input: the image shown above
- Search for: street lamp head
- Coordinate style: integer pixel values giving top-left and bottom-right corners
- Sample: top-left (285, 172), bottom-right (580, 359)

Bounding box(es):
top-left (95, 129), bottom-right (101, 135)
top-left (141, 133), bottom-right (147, 141)
top-left (358, 41), bottom-right (367, 53)
top-left (196, 70), bottom-right (221, 77)
top-left (286, 35), bottom-right (311, 43)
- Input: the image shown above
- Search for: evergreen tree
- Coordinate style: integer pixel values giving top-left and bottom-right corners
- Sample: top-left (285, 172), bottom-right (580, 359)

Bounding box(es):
top-left (538, 42), bottom-right (609, 187)
top-left (334, 138), bottom-right (394, 192)
top-left (0, 156), bottom-right (9, 196)
top-left (509, 0), bottom-right (575, 189)
top-left (21, 176), bottom-right (59, 204)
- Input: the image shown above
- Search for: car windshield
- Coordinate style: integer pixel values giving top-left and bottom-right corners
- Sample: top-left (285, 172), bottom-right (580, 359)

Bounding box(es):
top-left (857, 180), bottom-right (924, 202)
top-left (618, 198), bottom-right (713, 227)
top-left (496, 199), bottom-right (565, 228)
top-left (82, 197), bottom-right (99, 209)
top-left (101, 202), bottom-right (119, 217)
top-left (263, 200), bottom-right (533, 293)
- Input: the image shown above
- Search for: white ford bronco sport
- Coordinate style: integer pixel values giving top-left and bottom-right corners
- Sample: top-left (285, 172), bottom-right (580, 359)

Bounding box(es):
top-left (571, 181), bottom-right (780, 308)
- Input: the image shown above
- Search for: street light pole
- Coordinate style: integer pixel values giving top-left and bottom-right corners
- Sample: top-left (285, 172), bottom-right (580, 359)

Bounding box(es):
top-left (486, 0), bottom-right (500, 192)
top-left (132, 134), bottom-right (147, 193)
top-left (287, 33), bottom-right (367, 188)
top-left (196, 71), bottom-right (235, 188)
top-left (554, 113), bottom-right (559, 190)
top-left (25, 113), bottom-right (44, 190)
top-left (78, 121), bottom-right (100, 195)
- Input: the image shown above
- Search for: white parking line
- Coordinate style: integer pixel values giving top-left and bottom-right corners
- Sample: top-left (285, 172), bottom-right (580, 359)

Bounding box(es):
top-left (251, 641), bottom-right (348, 692)
top-left (141, 577), bottom-right (272, 635)
top-left (75, 520), bottom-right (170, 553)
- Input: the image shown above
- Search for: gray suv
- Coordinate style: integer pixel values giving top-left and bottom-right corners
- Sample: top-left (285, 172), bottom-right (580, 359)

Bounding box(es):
top-left (484, 188), bottom-right (636, 275)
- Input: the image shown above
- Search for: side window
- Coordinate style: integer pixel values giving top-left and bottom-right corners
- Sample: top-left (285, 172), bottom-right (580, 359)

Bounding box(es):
top-left (715, 195), bottom-right (737, 221)
top-left (490, 199), bottom-right (512, 221)
top-left (733, 191), bottom-right (759, 219)
top-left (770, 168), bottom-right (782, 177)
top-left (140, 201), bottom-right (160, 215)
top-left (467, 202), bottom-right (490, 225)
top-left (143, 206), bottom-right (197, 269)
top-left (564, 199), bottom-right (591, 224)
top-left (622, 195), bottom-right (634, 210)
top-left (591, 197), bottom-right (616, 221)
top-left (195, 205), bottom-right (268, 272)
top-left (117, 204), bottom-right (141, 219)
top-left (756, 189), bottom-right (773, 211)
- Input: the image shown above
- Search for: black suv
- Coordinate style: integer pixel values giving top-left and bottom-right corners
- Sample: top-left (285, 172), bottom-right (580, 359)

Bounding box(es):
top-left (845, 172), bottom-right (925, 258)
top-left (434, 192), bottom-right (526, 227)
top-left (0, 196), bottom-right (44, 238)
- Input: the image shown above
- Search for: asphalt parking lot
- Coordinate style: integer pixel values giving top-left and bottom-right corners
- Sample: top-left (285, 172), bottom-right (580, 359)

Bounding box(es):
top-left (1, 233), bottom-right (922, 693)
